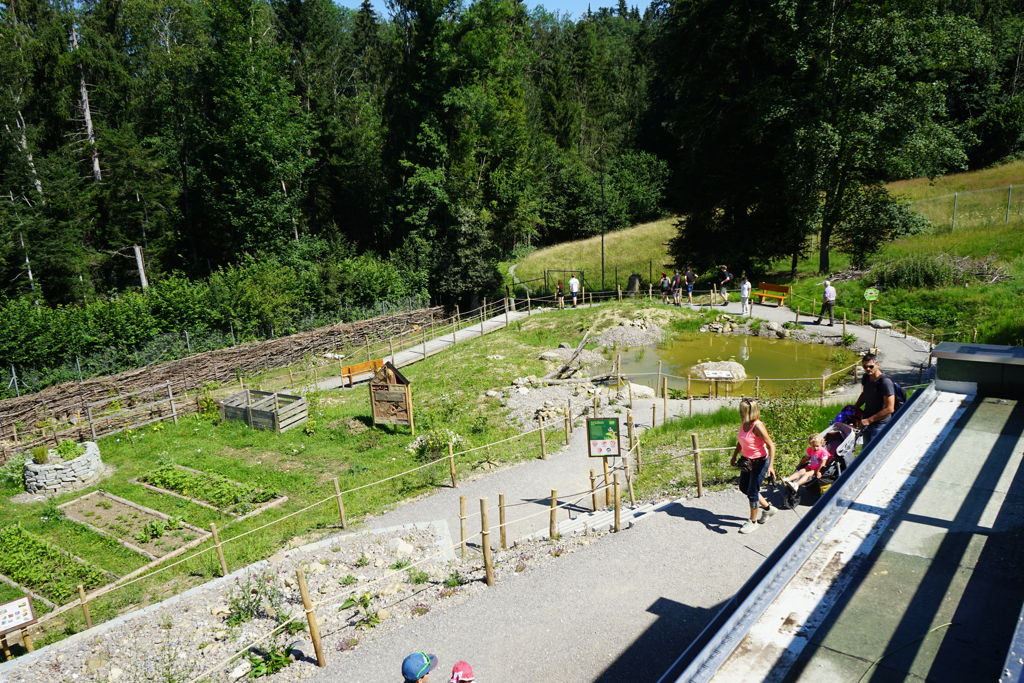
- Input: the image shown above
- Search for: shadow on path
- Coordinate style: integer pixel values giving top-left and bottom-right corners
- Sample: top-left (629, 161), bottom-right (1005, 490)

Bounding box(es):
top-left (594, 597), bottom-right (723, 682)
top-left (661, 501), bottom-right (746, 534)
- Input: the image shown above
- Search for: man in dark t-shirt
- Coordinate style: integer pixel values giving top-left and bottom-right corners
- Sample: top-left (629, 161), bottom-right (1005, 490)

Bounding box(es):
top-left (854, 353), bottom-right (895, 446)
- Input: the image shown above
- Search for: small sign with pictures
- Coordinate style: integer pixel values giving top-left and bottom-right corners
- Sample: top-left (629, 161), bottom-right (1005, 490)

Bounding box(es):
top-left (703, 370), bottom-right (734, 379)
top-left (0, 596), bottom-right (36, 637)
top-left (587, 417), bottom-right (621, 458)
top-left (863, 287), bottom-right (879, 301)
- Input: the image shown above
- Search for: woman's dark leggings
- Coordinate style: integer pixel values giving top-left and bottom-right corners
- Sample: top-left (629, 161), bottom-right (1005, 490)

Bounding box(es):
top-left (739, 456), bottom-right (769, 509)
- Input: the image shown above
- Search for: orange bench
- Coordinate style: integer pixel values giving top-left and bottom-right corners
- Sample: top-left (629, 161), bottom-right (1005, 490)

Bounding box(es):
top-left (341, 359), bottom-right (383, 387)
top-left (754, 282), bottom-right (792, 307)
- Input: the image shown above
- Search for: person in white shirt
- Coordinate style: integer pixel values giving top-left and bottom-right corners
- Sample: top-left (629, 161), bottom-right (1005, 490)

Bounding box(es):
top-left (814, 280), bottom-right (837, 325)
top-left (568, 275), bottom-right (580, 308)
top-left (739, 276), bottom-right (752, 316)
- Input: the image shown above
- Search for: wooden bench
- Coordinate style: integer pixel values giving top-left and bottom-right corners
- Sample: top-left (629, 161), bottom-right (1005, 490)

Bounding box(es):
top-left (341, 359), bottom-right (384, 387)
top-left (754, 282), bottom-right (792, 307)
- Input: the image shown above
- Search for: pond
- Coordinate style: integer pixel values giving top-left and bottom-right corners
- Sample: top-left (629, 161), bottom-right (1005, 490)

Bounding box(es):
top-left (618, 333), bottom-right (859, 398)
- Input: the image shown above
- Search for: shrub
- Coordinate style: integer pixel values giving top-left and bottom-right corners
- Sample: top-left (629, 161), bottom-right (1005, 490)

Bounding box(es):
top-left (54, 440), bottom-right (85, 460)
top-left (0, 453), bottom-right (27, 488)
top-left (31, 446), bottom-right (48, 465)
top-left (406, 428), bottom-right (468, 463)
top-left (867, 253), bottom-right (958, 289)
top-left (407, 568), bottom-right (430, 584)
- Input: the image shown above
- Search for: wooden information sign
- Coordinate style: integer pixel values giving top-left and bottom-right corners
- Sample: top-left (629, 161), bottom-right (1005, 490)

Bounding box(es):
top-left (587, 417), bottom-right (621, 457)
top-left (0, 596), bottom-right (36, 637)
top-left (369, 362), bottom-right (415, 433)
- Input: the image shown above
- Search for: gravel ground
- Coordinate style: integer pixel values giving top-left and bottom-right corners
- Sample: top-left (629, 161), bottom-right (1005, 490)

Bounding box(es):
top-left (1, 524), bottom-right (608, 683)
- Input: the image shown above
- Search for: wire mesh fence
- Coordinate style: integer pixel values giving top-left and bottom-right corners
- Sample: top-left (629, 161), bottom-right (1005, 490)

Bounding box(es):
top-left (906, 184), bottom-right (1024, 231)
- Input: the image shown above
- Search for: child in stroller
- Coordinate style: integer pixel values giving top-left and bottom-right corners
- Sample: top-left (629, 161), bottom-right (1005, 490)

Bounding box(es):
top-left (782, 434), bottom-right (831, 494)
top-left (781, 421), bottom-right (856, 509)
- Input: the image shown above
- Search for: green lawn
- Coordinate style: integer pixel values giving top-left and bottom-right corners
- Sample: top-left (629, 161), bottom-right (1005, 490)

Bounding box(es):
top-left (887, 159), bottom-right (1024, 200)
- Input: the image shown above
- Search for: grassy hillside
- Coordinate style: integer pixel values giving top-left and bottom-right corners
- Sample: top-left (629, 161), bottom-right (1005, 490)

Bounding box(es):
top-left (513, 218), bottom-right (676, 292)
top-left (514, 161), bottom-right (1024, 345)
top-left (887, 158), bottom-right (1024, 200)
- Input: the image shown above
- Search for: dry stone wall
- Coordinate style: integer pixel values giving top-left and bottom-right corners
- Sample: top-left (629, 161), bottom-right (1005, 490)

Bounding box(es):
top-left (24, 442), bottom-right (103, 495)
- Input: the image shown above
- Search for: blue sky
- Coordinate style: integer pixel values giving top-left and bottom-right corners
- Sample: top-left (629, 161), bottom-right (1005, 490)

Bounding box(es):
top-left (335, 0), bottom-right (650, 20)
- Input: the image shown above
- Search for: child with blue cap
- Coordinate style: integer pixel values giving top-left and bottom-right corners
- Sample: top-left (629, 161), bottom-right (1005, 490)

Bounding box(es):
top-left (402, 651), bottom-right (438, 682)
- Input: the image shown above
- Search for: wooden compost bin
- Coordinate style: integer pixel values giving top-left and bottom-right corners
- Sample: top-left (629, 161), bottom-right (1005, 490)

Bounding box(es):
top-left (218, 390), bottom-right (307, 433)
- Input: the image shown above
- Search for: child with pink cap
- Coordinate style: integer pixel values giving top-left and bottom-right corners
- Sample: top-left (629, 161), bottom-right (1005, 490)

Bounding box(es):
top-left (449, 660), bottom-right (476, 682)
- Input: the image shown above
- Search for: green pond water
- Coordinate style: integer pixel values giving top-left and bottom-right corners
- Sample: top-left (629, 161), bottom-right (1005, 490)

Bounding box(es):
top-left (618, 333), bottom-right (859, 398)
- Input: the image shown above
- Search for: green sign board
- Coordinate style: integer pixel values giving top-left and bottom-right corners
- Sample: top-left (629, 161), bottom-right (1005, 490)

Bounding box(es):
top-left (863, 287), bottom-right (879, 301)
top-left (587, 417), bottom-right (621, 457)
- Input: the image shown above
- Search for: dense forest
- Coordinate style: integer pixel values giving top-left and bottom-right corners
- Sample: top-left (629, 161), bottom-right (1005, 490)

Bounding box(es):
top-left (2, 0), bottom-right (1023, 392)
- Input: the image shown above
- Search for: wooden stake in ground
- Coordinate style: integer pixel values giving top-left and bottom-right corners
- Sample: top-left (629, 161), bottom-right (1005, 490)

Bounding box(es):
top-left (539, 415), bottom-right (547, 458)
top-left (657, 361), bottom-right (663, 396)
top-left (211, 523), bottom-right (228, 576)
top-left (448, 442), bottom-right (458, 487)
top-left (20, 630), bottom-right (32, 653)
top-left (592, 394), bottom-right (598, 418)
top-left (602, 457), bottom-right (611, 507)
top-left (459, 496), bottom-right (467, 557)
top-left (296, 569), bottom-right (326, 667)
top-left (549, 489), bottom-right (558, 539)
top-left (499, 493), bottom-right (508, 550)
top-left (691, 433), bottom-right (704, 498)
top-left (651, 403), bottom-right (656, 429)
top-left (1, 635), bottom-right (9, 661)
top-left (480, 498), bottom-right (495, 586)
top-left (627, 411), bottom-right (635, 457)
top-left (820, 377), bottom-right (826, 406)
top-left (842, 312), bottom-right (847, 338)
top-left (332, 477), bottom-right (346, 528)
top-left (662, 377), bottom-right (669, 421)
top-left (78, 585), bottom-right (92, 628)
top-left (613, 474), bottom-right (621, 532)
top-left (590, 470), bottom-right (599, 511)
top-left (872, 327), bottom-right (878, 350)
top-left (616, 352), bottom-right (622, 387)
top-left (563, 406), bottom-right (571, 445)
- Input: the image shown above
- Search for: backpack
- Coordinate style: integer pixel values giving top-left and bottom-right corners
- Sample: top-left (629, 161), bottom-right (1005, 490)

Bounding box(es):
top-left (891, 378), bottom-right (906, 412)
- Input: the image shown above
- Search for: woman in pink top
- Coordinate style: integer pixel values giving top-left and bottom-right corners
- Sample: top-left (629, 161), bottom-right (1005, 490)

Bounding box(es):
top-left (729, 398), bottom-right (777, 534)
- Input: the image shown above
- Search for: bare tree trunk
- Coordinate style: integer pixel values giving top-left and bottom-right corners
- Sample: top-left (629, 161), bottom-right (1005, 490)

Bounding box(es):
top-left (6, 111), bottom-right (44, 198)
top-left (69, 25), bottom-right (102, 182)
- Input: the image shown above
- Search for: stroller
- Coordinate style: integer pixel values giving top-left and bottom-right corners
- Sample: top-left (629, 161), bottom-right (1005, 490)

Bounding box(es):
top-left (781, 421), bottom-right (857, 509)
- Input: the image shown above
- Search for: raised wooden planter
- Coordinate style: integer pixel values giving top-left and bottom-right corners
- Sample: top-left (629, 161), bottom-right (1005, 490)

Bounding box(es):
top-left (217, 390), bottom-right (307, 433)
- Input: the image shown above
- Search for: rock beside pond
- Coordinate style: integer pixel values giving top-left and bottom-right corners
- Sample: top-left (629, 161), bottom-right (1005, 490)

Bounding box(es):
top-left (870, 319), bottom-right (892, 329)
top-left (691, 361), bottom-right (747, 382)
top-left (615, 382), bottom-right (656, 401)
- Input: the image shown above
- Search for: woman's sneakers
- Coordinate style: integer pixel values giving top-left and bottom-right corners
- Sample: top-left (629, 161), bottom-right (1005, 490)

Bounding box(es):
top-left (738, 520), bottom-right (758, 534)
top-left (757, 505), bottom-right (777, 524)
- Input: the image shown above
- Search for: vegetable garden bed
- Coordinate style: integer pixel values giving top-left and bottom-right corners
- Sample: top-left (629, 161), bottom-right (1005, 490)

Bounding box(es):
top-left (0, 524), bottom-right (111, 605)
top-left (59, 490), bottom-right (207, 560)
top-left (135, 464), bottom-right (285, 517)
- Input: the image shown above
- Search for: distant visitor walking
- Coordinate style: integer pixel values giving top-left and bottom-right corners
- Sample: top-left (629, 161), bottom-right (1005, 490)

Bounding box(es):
top-left (671, 269), bottom-right (683, 306)
top-left (739, 276), bottom-right (751, 316)
top-left (659, 272), bottom-right (671, 304)
top-left (685, 267), bottom-right (697, 306)
top-left (814, 280), bottom-right (836, 325)
top-left (568, 274), bottom-right (580, 308)
top-left (556, 281), bottom-right (565, 308)
top-left (717, 266), bottom-right (733, 305)
top-left (730, 398), bottom-right (777, 534)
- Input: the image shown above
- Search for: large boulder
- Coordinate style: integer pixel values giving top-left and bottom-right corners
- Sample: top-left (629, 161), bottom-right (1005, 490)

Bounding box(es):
top-left (691, 361), bottom-right (747, 382)
top-left (616, 382), bottom-right (656, 401)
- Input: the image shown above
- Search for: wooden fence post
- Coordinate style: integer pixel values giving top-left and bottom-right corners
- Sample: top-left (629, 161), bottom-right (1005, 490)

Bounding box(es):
top-left (1, 635), bottom-right (9, 661)
top-left (657, 361), bottom-right (663, 396)
top-left (627, 411), bottom-right (635, 462)
top-left (563, 406), bottom-right (571, 445)
top-left (499, 493), bottom-right (508, 550)
top-left (539, 416), bottom-right (547, 459)
top-left (795, 305), bottom-right (800, 323)
top-left (480, 498), bottom-right (495, 586)
top-left (651, 403), bottom-right (656, 429)
top-left (616, 352), bottom-right (622, 387)
top-left (481, 298), bottom-right (487, 335)
top-left (459, 496), bottom-right (467, 557)
top-left (872, 327), bottom-right (878, 350)
top-left (20, 630), bottom-right (32, 653)
top-left (332, 477), bottom-right (346, 528)
top-left (448, 442), bottom-right (458, 487)
top-left (296, 569), bottom-right (326, 667)
top-left (422, 329), bottom-right (427, 360)
top-left (167, 382), bottom-right (178, 424)
top-left (623, 454), bottom-right (636, 505)
top-left (602, 457), bottom-right (612, 507)
top-left (549, 489), bottom-right (558, 539)
top-left (78, 585), bottom-right (92, 628)
top-left (973, 328), bottom-right (979, 343)
top-left (613, 474), bottom-right (621, 532)
top-left (691, 434), bottom-right (704, 498)
top-left (526, 292), bottom-right (531, 315)
top-left (365, 336), bottom-right (371, 363)
top-left (590, 470), bottom-right (599, 511)
top-left (842, 312), bottom-right (847, 338)
top-left (389, 339), bottom-right (395, 365)
top-left (820, 377), bottom-right (826, 406)
top-left (662, 377), bottom-right (669, 421)
top-left (211, 523), bottom-right (228, 576)
top-left (592, 394), bottom-right (599, 418)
